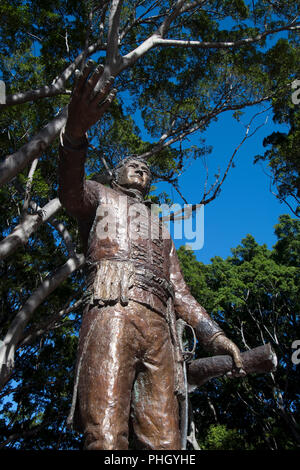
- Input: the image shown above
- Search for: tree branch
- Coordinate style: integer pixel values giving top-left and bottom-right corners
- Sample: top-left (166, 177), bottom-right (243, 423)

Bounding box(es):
top-left (0, 39), bottom-right (106, 109)
top-left (121, 0), bottom-right (193, 68)
top-left (29, 200), bottom-right (76, 257)
top-left (107, 0), bottom-right (124, 61)
top-left (119, 0), bottom-right (162, 41)
top-left (152, 23), bottom-right (300, 49)
top-left (0, 253), bottom-right (85, 390)
top-left (0, 198), bottom-right (61, 260)
top-left (22, 158), bottom-right (39, 216)
top-left (138, 95), bottom-right (272, 162)
top-left (20, 298), bottom-right (83, 347)
top-left (156, 0), bottom-right (189, 38)
top-left (0, 107), bottom-right (68, 188)
top-left (160, 106), bottom-right (271, 222)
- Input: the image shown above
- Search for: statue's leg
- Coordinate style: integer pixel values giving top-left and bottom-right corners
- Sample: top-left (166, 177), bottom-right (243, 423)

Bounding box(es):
top-left (131, 306), bottom-right (181, 450)
top-left (77, 303), bottom-right (139, 450)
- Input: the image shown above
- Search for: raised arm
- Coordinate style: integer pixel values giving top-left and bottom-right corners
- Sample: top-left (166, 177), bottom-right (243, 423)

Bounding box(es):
top-left (58, 61), bottom-right (116, 220)
top-left (169, 241), bottom-right (245, 372)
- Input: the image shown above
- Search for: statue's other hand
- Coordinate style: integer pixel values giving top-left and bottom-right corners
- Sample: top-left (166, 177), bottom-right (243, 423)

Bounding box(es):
top-left (65, 60), bottom-right (117, 141)
top-left (211, 335), bottom-right (246, 377)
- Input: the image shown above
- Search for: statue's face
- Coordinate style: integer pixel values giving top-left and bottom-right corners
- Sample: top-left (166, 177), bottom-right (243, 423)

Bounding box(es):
top-left (117, 159), bottom-right (151, 193)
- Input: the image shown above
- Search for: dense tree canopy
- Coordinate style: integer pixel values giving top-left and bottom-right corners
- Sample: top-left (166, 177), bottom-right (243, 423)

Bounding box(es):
top-left (177, 214), bottom-right (300, 449)
top-left (0, 0), bottom-right (299, 449)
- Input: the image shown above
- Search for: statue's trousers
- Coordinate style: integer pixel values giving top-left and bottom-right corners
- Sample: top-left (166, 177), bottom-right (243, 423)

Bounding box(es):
top-left (75, 301), bottom-right (181, 450)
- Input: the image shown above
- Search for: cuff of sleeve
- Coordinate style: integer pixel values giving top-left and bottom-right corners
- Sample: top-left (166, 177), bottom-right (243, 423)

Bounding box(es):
top-left (207, 331), bottom-right (225, 345)
top-left (60, 128), bottom-right (88, 150)
top-left (195, 317), bottom-right (224, 349)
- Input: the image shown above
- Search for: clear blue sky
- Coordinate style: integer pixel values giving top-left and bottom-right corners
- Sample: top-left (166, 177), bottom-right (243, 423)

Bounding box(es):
top-left (151, 106), bottom-right (293, 264)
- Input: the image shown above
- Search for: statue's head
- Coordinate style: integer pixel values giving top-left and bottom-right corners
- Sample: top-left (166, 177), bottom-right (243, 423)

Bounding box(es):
top-left (112, 155), bottom-right (151, 197)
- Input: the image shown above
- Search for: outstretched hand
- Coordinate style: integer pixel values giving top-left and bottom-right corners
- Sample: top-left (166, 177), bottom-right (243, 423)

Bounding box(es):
top-left (65, 60), bottom-right (117, 141)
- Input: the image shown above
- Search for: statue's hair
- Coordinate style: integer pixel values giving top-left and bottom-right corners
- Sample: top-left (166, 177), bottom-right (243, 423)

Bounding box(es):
top-left (112, 155), bottom-right (152, 195)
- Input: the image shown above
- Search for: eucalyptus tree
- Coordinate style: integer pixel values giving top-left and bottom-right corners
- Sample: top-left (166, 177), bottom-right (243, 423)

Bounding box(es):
top-left (0, 0), bottom-right (299, 448)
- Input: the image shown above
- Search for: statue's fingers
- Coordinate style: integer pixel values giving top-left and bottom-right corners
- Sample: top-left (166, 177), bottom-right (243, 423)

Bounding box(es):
top-left (226, 368), bottom-right (246, 379)
top-left (73, 60), bottom-right (95, 97)
top-left (94, 89), bottom-right (117, 113)
top-left (82, 64), bottom-right (105, 99)
top-left (92, 77), bottom-right (115, 104)
top-left (232, 349), bottom-right (244, 371)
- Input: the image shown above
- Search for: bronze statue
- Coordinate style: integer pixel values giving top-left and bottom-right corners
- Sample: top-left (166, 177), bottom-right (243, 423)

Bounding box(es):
top-left (58, 62), bottom-right (245, 450)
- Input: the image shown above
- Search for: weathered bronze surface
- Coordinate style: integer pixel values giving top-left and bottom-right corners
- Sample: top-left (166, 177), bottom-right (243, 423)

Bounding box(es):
top-left (58, 64), bottom-right (247, 450)
top-left (188, 343), bottom-right (277, 388)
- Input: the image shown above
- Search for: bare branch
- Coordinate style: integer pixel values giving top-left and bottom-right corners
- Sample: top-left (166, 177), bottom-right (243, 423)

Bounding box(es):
top-left (0, 253), bottom-right (85, 389)
top-left (0, 39), bottom-right (106, 109)
top-left (200, 107), bottom-right (271, 202)
top-left (152, 23), bottom-right (300, 49)
top-left (80, 3), bottom-right (102, 71)
top-left (49, 218), bottom-right (77, 257)
top-left (106, 0), bottom-right (124, 70)
top-left (138, 94), bottom-right (272, 161)
top-left (22, 158), bottom-right (39, 216)
top-left (121, 0), bottom-right (196, 68)
top-left (0, 107), bottom-right (68, 188)
top-left (119, 0), bottom-right (161, 41)
top-left (0, 198), bottom-right (61, 260)
top-left (156, 0), bottom-right (188, 38)
top-left (160, 106), bottom-right (271, 221)
top-left (20, 298), bottom-right (83, 346)
top-left (28, 200), bottom-right (76, 257)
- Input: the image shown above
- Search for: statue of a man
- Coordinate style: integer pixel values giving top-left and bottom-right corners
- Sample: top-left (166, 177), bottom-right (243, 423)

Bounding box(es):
top-left (58, 63), bottom-right (244, 450)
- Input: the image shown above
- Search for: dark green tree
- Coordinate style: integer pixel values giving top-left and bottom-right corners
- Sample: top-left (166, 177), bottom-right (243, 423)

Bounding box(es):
top-left (0, 0), bottom-right (299, 448)
top-left (178, 214), bottom-right (300, 449)
top-left (254, 38), bottom-right (300, 216)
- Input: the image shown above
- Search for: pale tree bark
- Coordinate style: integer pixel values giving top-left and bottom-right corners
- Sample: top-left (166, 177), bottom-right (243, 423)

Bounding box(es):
top-left (152, 23), bottom-right (300, 49)
top-left (0, 108), bottom-right (68, 187)
top-left (0, 253), bottom-right (85, 389)
top-left (0, 39), bottom-right (106, 109)
top-left (22, 157), bottom-right (39, 215)
top-left (20, 298), bottom-right (83, 347)
top-left (0, 198), bottom-right (62, 260)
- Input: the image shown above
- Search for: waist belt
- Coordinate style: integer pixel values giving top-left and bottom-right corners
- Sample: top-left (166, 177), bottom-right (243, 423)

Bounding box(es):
top-left (134, 265), bottom-right (174, 305)
top-left (83, 259), bottom-right (174, 307)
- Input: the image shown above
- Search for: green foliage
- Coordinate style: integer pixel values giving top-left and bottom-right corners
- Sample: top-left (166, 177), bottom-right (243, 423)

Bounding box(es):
top-left (200, 424), bottom-right (249, 450)
top-left (0, 0), bottom-right (299, 450)
top-left (254, 37), bottom-right (300, 215)
top-left (178, 215), bottom-right (300, 450)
